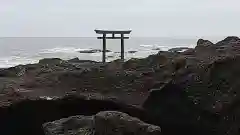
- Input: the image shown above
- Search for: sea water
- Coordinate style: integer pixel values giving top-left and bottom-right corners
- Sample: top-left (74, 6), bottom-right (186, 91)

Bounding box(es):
top-left (0, 37), bottom-right (199, 68)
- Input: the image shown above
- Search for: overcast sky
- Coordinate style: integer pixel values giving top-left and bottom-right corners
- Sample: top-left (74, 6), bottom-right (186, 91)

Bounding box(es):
top-left (1, 0), bottom-right (240, 37)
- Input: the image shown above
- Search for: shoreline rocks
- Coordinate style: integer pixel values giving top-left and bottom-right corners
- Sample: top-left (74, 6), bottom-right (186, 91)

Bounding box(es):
top-left (144, 36), bottom-right (240, 135)
top-left (168, 47), bottom-right (190, 53)
top-left (196, 39), bottom-right (214, 47)
top-left (43, 111), bottom-right (161, 135)
top-left (79, 49), bottom-right (111, 53)
top-left (1, 36), bottom-right (240, 135)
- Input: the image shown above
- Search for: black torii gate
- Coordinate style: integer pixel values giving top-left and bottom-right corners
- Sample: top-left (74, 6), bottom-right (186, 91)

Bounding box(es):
top-left (95, 29), bottom-right (132, 63)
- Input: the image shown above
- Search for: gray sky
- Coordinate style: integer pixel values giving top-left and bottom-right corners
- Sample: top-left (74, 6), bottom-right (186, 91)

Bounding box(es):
top-left (1, 0), bottom-right (240, 37)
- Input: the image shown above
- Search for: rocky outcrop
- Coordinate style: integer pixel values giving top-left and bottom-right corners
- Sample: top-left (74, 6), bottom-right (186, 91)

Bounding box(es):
top-left (39, 58), bottom-right (64, 65)
top-left (43, 111), bottom-right (161, 135)
top-left (43, 115), bottom-right (95, 135)
top-left (194, 39), bottom-right (216, 59)
top-left (2, 36), bottom-right (240, 135)
top-left (196, 39), bottom-right (214, 47)
top-left (216, 36), bottom-right (240, 46)
top-left (143, 37), bottom-right (240, 135)
top-left (0, 95), bottom-right (150, 135)
top-left (0, 65), bottom-right (26, 77)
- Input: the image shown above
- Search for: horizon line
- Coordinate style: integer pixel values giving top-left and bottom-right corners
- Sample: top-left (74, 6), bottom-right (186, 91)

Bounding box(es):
top-left (0, 36), bottom-right (230, 38)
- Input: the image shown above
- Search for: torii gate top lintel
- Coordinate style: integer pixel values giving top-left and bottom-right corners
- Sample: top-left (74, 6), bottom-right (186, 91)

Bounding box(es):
top-left (95, 29), bottom-right (132, 63)
top-left (95, 29), bottom-right (132, 34)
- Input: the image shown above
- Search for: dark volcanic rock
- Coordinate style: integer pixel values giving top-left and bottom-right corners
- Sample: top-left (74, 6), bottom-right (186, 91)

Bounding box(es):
top-left (43, 111), bottom-right (161, 135)
top-left (0, 65), bottom-right (26, 77)
top-left (79, 49), bottom-right (111, 53)
top-left (143, 81), bottom-right (218, 135)
top-left (128, 50), bottom-right (138, 54)
top-left (123, 58), bottom-right (143, 69)
top-left (95, 111), bottom-right (160, 135)
top-left (39, 58), bottom-right (64, 65)
top-left (0, 95), bottom-right (149, 135)
top-left (3, 36), bottom-right (240, 135)
top-left (216, 36), bottom-right (240, 46)
top-left (43, 115), bottom-right (94, 135)
top-left (171, 56), bottom-right (187, 71)
top-left (197, 39), bottom-right (213, 46)
top-left (143, 54), bottom-right (240, 135)
top-left (196, 39), bottom-right (214, 48)
top-left (123, 51), bottom-right (178, 70)
top-left (68, 57), bottom-right (96, 63)
top-left (67, 57), bottom-right (80, 62)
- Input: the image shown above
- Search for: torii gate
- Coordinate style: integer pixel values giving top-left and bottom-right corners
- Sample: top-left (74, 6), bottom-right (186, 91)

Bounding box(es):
top-left (95, 29), bottom-right (132, 63)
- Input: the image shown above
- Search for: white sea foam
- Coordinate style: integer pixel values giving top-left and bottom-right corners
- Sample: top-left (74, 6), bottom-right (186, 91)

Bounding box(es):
top-left (155, 46), bottom-right (172, 51)
top-left (139, 44), bottom-right (172, 51)
top-left (0, 56), bottom-right (38, 68)
top-left (140, 44), bottom-right (155, 47)
top-left (0, 44), bottom-right (191, 68)
top-left (177, 49), bottom-right (189, 52)
top-left (0, 45), bottom-right (177, 68)
top-left (40, 47), bottom-right (92, 54)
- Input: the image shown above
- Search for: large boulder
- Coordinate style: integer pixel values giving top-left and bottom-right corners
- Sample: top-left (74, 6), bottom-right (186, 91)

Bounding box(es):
top-left (196, 39), bottom-right (214, 48)
top-left (143, 55), bottom-right (240, 135)
top-left (39, 58), bottom-right (64, 65)
top-left (43, 115), bottom-right (94, 135)
top-left (95, 111), bottom-right (160, 135)
top-left (215, 36), bottom-right (240, 55)
top-left (195, 39), bottom-right (214, 50)
top-left (194, 39), bottom-right (216, 58)
top-left (216, 36), bottom-right (240, 46)
top-left (43, 111), bottom-right (161, 135)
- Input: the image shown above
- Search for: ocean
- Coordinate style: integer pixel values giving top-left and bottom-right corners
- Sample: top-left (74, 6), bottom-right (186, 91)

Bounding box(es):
top-left (0, 37), bottom-right (213, 68)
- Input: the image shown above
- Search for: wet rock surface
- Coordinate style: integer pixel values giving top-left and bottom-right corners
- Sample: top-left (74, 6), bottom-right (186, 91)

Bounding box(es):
top-left (1, 37), bottom-right (240, 135)
top-left (43, 111), bottom-right (161, 135)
